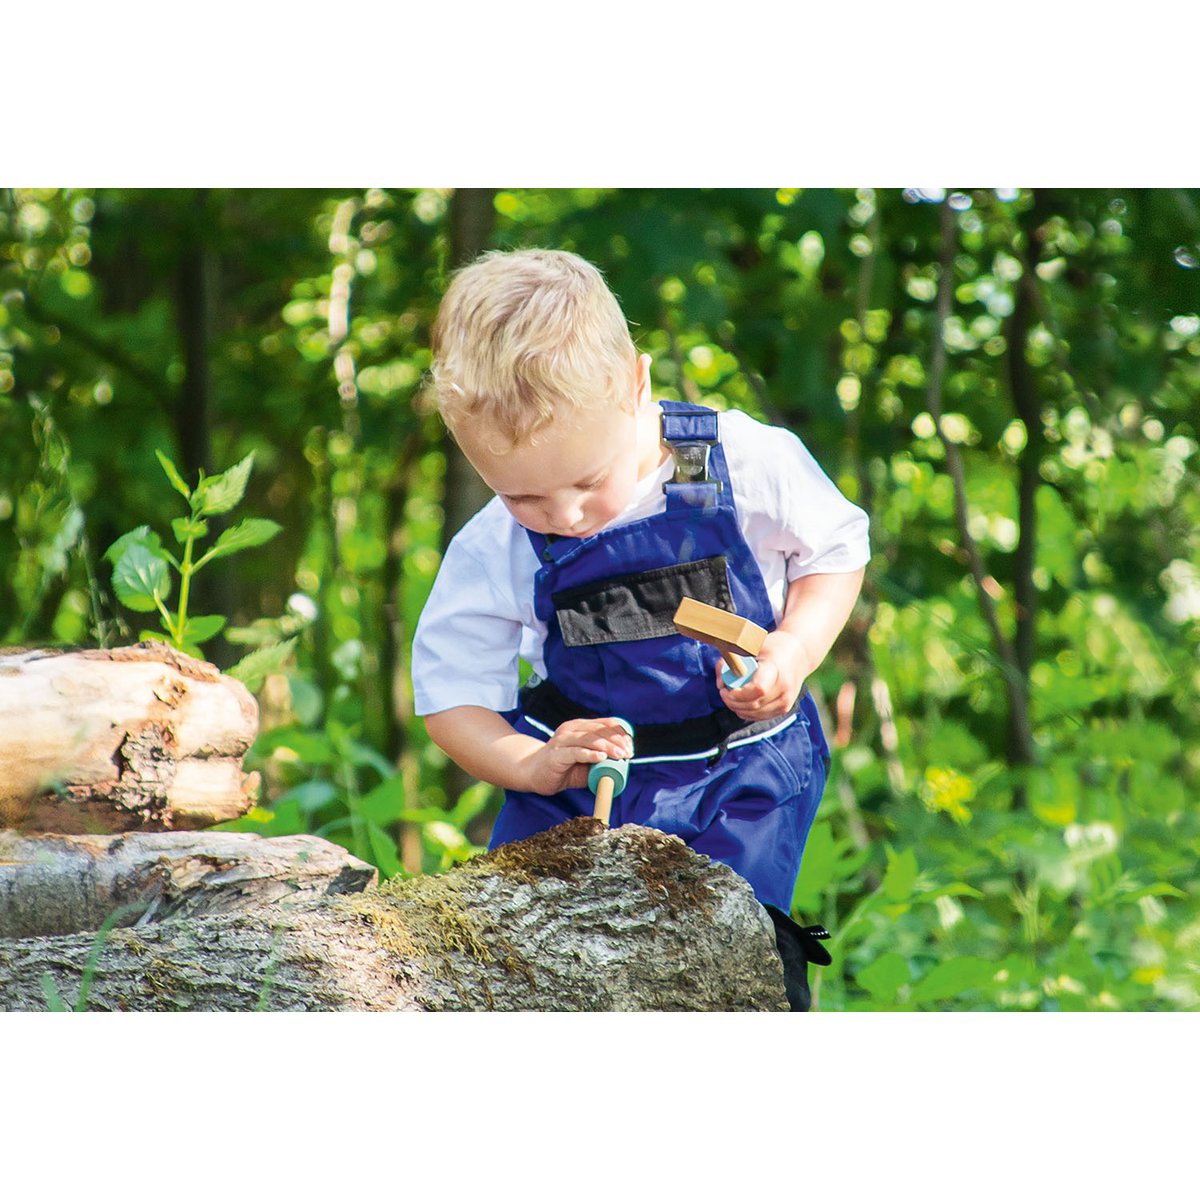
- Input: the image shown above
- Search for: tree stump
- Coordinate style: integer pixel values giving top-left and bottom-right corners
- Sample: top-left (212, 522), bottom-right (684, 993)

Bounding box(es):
top-left (0, 819), bottom-right (790, 1011)
top-left (0, 643), bottom-right (259, 832)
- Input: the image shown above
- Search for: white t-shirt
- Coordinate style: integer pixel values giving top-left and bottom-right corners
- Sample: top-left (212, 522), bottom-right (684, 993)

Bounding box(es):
top-left (412, 407), bottom-right (870, 716)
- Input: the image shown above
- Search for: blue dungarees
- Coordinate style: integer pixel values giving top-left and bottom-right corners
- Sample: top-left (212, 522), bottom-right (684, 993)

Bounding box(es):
top-left (491, 400), bottom-right (830, 911)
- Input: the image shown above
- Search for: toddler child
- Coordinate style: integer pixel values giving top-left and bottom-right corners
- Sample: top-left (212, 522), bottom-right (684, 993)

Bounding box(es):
top-left (413, 248), bottom-right (869, 1009)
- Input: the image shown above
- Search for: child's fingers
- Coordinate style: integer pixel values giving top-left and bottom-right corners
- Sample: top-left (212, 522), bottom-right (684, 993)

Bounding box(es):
top-left (715, 659), bottom-right (767, 703)
top-left (554, 718), bottom-right (633, 759)
top-left (561, 746), bottom-right (607, 764)
top-left (715, 661), bottom-right (795, 719)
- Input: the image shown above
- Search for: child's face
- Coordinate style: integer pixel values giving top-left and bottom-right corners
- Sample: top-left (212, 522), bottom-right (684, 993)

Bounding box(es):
top-left (458, 355), bottom-right (664, 538)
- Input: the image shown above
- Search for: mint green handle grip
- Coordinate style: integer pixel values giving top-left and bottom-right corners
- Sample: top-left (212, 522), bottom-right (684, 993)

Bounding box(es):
top-left (587, 718), bottom-right (634, 797)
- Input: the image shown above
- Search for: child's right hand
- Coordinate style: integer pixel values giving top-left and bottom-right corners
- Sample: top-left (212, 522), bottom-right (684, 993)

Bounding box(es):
top-left (523, 718), bottom-right (634, 795)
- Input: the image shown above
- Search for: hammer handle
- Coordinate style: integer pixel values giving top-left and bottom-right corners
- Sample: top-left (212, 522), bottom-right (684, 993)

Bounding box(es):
top-left (592, 774), bottom-right (616, 826)
top-left (721, 650), bottom-right (748, 678)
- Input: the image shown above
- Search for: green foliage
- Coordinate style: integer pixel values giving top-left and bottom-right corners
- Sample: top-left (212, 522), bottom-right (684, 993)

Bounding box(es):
top-left (102, 450), bottom-right (281, 658)
top-left (3, 186), bottom-right (1198, 1010)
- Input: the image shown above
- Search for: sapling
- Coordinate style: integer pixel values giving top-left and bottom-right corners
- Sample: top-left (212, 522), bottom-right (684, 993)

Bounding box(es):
top-left (104, 450), bottom-right (289, 680)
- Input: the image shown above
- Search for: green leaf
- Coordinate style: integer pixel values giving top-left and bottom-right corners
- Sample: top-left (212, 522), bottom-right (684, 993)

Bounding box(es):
top-left (794, 821), bottom-right (838, 899)
top-left (856, 953), bottom-right (911, 1003)
top-left (254, 724), bottom-right (334, 765)
top-left (340, 739), bottom-right (395, 779)
top-left (198, 517), bottom-right (282, 564)
top-left (171, 516), bottom-right (209, 544)
top-left (179, 614), bottom-right (227, 644)
top-left (194, 453), bottom-right (254, 515)
top-left (449, 780), bottom-right (497, 825)
top-left (103, 525), bottom-right (160, 565)
top-left (255, 796), bottom-right (306, 836)
top-left (882, 845), bottom-right (919, 902)
top-left (279, 780), bottom-right (339, 814)
top-left (41, 972), bottom-right (69, 1012)
top-left (226, 638), bottom-right (296, 690)
top-left (111, 542), bottom-right (172, 613)
top-left (288, 676), bottom-right (324, 726)
top-left (156, 449), bottom-right (192, 500)
top-left (360, 776), bottom-right (407, 825)
top-left (382, 804), bottom-right (453, 824)
top-left (366, 820), bottom-right (404, 878)
top-left (910, 957), bottom-right (995, 1005)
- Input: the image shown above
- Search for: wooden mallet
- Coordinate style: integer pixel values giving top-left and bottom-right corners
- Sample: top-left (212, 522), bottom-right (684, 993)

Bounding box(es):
top-left (673, 596), bottom-right (768, 689)
top-left (588, 717), bottom-right (633, 826)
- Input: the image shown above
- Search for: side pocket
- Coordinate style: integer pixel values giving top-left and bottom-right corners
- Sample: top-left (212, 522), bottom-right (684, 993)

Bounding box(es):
top-left (758, 720), bottom-right (814, 798)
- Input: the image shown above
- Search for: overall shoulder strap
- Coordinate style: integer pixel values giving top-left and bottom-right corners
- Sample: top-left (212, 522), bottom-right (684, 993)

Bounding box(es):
top-left (659, 399), bottom-right (726, 510)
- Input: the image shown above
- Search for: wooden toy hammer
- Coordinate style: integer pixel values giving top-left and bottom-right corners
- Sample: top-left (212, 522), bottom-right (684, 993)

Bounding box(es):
top-left (673, 597), bottom-right (768, 689)
top-left (588, 717), bottom-right (633, 826)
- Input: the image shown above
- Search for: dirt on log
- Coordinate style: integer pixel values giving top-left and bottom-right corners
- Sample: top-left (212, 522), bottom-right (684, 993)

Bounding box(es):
top-left (0, 819), bottom-right (790, 1011)
top-left (0, 643), bottom-right (259, 833)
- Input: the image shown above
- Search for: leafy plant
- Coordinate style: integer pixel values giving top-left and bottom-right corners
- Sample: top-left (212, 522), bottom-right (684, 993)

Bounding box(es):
top-left (103, 450), bottom-right (281, 662)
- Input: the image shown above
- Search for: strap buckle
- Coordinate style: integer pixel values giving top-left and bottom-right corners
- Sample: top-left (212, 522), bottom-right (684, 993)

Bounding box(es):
top-left (670, 439), bottom-right (715, 485)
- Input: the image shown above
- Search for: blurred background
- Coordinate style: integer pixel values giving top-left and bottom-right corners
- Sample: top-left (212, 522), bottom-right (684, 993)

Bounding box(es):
top-left (2, 186), bottom-right (1197, 1011)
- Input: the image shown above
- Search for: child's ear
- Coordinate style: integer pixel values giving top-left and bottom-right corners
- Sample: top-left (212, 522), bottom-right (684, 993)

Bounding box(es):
top-left (634, 353), bottom-right (653, 408)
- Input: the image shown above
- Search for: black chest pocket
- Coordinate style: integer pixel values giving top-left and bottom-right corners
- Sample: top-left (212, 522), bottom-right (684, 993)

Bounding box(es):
top-left (552, 554), bottom-right (733, 648)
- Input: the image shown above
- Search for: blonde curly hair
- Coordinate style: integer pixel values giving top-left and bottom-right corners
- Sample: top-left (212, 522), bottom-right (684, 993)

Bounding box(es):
top-left (428, 248), bottom-right (638, 450)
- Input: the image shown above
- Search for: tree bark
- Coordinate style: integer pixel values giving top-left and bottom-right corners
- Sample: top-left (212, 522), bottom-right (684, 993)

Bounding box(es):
top-left (0, 644), bottom-right (259, 833)
top-left (441, 187), bottom-right (498, 541)
top-left (0, 830), bottom-right (375, 938)
top-left (0, 819), bottom-right (790, 1012)
top-left (439, 188), bottom-right (499, 813)
top-left (175, 189), bottom-right (215, 482)
top-left (927, 201), bottom-right (1036, 786)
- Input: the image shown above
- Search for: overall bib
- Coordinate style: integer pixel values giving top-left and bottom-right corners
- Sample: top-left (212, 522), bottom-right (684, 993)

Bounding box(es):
top-left (492, 400), bottom-right (830, 912)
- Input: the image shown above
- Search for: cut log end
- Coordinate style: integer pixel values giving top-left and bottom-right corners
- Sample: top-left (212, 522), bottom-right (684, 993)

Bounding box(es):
top-left (1, 644), bottom-right (261, 834)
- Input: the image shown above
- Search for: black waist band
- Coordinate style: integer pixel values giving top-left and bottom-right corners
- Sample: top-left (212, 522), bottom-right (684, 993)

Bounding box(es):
top-left (518, 677), bottom-right (799, 759)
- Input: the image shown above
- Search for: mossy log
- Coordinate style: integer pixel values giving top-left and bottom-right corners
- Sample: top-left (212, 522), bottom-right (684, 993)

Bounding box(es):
top-left (0, 819), bottom-right (790, 1011)
top-left (0, 644), bottom-right (259, 833)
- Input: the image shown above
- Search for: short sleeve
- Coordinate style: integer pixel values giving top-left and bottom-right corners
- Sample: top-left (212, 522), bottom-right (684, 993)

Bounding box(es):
top-left (411, 538), bottom-right (524, 716)
top-left (720, 409), bottom-right (871, 581)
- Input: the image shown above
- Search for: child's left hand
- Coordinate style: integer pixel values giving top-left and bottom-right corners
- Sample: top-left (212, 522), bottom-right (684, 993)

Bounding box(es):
top-left (715, 629), bottom-right (811, 721)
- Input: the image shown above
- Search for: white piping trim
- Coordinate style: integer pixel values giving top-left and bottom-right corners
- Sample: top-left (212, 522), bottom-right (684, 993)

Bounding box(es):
top-left (522, 715), bottom-right (558, 740)
top-left (521, 711), bottom-right (799, 765)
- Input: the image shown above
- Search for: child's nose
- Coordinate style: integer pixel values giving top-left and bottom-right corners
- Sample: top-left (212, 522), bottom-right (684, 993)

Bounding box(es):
top-left (548, 496), bottom-right (585, 531)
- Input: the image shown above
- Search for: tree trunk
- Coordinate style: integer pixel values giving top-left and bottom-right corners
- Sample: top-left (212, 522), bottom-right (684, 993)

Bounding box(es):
top-left (438, 188), bottom-right (500, 813)
top-left (0, 643), bottom-right (259, 833)
top-left (0, 819), bottom-right (790, 1012)
top-left (0, 830), bottom-right (375, 938)
top-left (442, 187), bottom-right (497, 542)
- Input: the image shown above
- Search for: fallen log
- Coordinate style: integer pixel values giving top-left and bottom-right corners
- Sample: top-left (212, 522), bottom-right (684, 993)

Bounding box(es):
top-left (0, 643), bottom-right (259, 833)
top-left (0, 819), bottom-right (790, 1011)
top-left (0, 830), bottom-right (377, 938)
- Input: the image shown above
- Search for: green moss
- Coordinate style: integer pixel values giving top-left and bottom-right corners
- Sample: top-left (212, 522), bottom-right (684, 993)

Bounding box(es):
top-left (340, 861), bottom-right (537, 1007)
top-left (483, 816), bottom-right (603, 884)
top-left (630, 832), bottom-right (717, 919)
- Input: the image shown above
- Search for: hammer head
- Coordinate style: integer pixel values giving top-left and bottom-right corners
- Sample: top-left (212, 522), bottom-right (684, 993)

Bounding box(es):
top-left (672, 597), bottom-right (767, 658)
